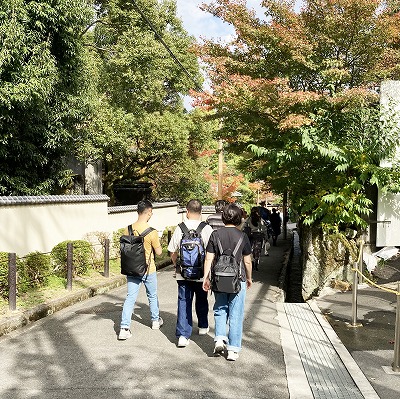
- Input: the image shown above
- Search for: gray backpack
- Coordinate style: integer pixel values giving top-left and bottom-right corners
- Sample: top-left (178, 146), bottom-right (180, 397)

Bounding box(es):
top-left (211, 234), bottom-right (244, 294)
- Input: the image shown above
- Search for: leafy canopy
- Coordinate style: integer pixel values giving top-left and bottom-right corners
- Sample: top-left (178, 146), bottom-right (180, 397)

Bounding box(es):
top-left (196, 0), bottom-right (400, 231)
top-left (0, 0), bottom-right (94, 195)
top-left (79, 0), bottom-right (209, 202)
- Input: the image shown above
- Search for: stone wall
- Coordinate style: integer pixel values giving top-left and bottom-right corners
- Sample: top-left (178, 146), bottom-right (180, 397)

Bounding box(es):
top-left (300, 225), bottom-right (358, 299)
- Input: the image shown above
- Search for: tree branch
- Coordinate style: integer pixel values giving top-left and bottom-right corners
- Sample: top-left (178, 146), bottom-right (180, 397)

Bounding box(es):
top-left (80, 19), bottom-right (108, 37)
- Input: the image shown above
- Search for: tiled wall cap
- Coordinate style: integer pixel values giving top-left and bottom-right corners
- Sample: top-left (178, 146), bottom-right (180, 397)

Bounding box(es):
top-left (0, 195), bottom-right (110, 205)
top-left (108, 201), bottom-right (179, 214)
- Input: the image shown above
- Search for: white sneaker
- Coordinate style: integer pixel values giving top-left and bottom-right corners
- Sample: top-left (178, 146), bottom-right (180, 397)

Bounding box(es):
top-left (152, 317), bottom-right (164, 330)
top-left (177, 336), bottom-right (190, 347)
top-left (227, 350), bottom-right (239, 361)
top-left (214, 339), bottom-right (225, 354)
top-left (118, 328), bottom-right (132, 340)
top-left (198, 327), bottom-right (209, 335)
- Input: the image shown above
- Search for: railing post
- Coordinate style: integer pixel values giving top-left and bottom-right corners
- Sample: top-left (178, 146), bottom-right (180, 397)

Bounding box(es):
top-left (358, 241), bottom-right (364, 284)
top-left (351, 261), bottom-right (359, 327)
top-left (393, 283), bottom-right (400, 372)
top-left (104, 238), bottom-right (110, 278)
top-left (8, 253), bottom-right (17, 311)
top-left (67, 242), bottom-right (73, 291)
top-left (350, 240), bottom-right (364, 328)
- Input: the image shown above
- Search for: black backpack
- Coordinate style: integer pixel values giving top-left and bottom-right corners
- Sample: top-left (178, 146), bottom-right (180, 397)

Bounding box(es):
top-left (211, 233), bottom-right (244, 294)
top-left (120, 225), bottom-right (155, 277)
top-left (179, 222), bottom-right (207, 280)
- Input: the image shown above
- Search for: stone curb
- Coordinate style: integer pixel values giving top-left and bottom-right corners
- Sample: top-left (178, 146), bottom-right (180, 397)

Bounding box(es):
top-left (0, 260), bottom-right (172, 338)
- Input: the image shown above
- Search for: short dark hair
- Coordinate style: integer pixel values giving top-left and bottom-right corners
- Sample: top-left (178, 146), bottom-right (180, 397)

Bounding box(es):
top-left (137, 200), bottom-right (153, 214)
top-left (186, 199), bottom-right (202, 214)
top-left (222, 203), bottom-right (242, 226)
top-left (214, 200), bottom-right (227, 213)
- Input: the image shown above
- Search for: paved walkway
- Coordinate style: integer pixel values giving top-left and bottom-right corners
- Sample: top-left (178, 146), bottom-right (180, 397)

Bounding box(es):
top-left (0, 228), bottom-right (392, 398)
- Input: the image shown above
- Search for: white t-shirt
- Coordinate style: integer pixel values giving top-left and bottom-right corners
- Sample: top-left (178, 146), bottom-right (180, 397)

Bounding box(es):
top-left (168, 219), bottom-right (213, 282)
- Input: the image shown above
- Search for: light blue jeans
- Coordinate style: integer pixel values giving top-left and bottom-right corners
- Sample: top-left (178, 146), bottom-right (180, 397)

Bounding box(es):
top-left (120, 272), bottom-right (159, 329)
top-left (214, 281), bottom-right (247, 352)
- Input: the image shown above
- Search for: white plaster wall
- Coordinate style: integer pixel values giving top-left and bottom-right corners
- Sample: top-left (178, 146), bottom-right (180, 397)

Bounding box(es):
top-left (108, 203), bottom-right (182, 237)
top-left (377, 81), bottom-right (400, 246)
top-left (1, 200), bottom-right (109, 255)
top-left (0, 199), bottom-right (186, 256)
top-left (376, 190), bottom-right (400, 247)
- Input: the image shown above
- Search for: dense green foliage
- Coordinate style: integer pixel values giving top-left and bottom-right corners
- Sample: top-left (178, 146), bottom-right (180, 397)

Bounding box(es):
top-left (0, 0), bottom-right (94, 194)
top-left (77, 0), bottom-right (211, 202)
top-left (51, 240), bottom-right (93, 277)
top-left (18, 251), bottom-right (52, 290)
top-left (197, 0), bottom-right (400, 232)
top-left (0, 0), bottom-right (214, 203)
top-left (0, 252), bottom-right (8, 298)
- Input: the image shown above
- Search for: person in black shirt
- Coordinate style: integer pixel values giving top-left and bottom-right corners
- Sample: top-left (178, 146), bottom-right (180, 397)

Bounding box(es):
top-left (269, 208), bottom-right (282, 246)
top-left (206, 200), bottom-right (227, 231)
top-left (202, 203), bottom-right (252, 361)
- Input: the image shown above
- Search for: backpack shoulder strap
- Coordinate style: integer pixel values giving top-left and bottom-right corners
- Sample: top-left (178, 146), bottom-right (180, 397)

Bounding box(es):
top-left (140, 227), bottom-right (155, 237)
top-left (128, 225), bottom-right (133, 235)
top-left (215, 235), bottom-right (224, 255)
top-left (179, 222), bottom-right (190, 237)
top-left (232, 234), bottom-right (244, 257)
top-left (195, 221), bottom-right (207, 235)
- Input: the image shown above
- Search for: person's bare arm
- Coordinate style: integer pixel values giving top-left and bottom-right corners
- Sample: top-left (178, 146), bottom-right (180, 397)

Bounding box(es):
top-left (202, 252), bottom-right (215, 291)
top-left (243, 254), bottom-right (252, 289)
top-left (154, 246), bottom-right (162, 256)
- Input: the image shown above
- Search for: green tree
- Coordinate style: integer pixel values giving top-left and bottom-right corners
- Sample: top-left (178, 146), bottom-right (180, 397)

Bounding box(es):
top-left (0, 0), bottom-right (94, 194)
top-left (196, 0), bottom-right (400, 232)
top-left (79, 0), bottom-right (205, 202)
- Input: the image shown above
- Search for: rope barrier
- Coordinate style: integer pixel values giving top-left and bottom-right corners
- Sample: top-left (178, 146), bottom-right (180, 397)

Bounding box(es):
top-left (351, 266), bottom-right (400, 296)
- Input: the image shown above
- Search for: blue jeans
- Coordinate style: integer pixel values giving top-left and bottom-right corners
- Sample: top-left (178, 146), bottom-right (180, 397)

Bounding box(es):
top-left (176, 280), bottom-right (209, 338)
top-left (120, 272), bottom-right (159, 329)
top-left (214, 281), bottom-right (247, 352)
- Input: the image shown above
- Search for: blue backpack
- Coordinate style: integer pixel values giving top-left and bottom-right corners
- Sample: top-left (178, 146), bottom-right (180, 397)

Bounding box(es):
top-left (178, 222), bottom-right (207, 280)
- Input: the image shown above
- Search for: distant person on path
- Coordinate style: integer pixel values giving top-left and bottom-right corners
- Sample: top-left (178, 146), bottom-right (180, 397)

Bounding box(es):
top-left (269, 208), bottom-right (282, 246)
top-left (206, 200), bottom-right (227, 231)
top-left (118, 200), bottom-right (163, 340)
top-left (202, 203), bottom-right (252, 361)
top-left (168, 199), bottom-right (213, 347)
top-left (242, 207), bottom-right (268, 270)
top-left (258, 201), bottom-right (270, 223)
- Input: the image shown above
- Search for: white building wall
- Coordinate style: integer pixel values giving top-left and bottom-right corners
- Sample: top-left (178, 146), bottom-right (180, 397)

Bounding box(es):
top-left (377, 81), bottom-right (400, 246)
top-left (376, 190), bottom-right (400, 247)
top-left (0, 196), bottom-right (182, 256)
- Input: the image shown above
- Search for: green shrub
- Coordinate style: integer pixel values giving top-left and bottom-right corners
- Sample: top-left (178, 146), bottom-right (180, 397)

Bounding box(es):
top-left (0, 252), bottom-right (8, 299)
top-left (82, 231), bottom-right (109, 270)
top-left (160, 226), bottom-right (175, 249)
top-left (51, 240), bottom-right (93, 277)
top-left (111, 228), bottom-right (125, 259)
top-left (18, 251), bottom-right (52, 291)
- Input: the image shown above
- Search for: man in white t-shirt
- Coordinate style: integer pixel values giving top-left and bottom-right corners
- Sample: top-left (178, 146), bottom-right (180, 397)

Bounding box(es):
top-left (168, 199), bottom-right (213, 347)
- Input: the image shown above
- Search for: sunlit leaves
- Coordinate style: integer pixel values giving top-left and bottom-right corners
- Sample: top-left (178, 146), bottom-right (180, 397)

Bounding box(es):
top-left (0, 0), bottom-right (94, 195)
top-left (197, 0), bottom-right (400, 232)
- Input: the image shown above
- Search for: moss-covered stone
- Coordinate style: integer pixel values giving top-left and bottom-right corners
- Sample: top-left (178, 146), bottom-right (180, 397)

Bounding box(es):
top-left (300, 225), bottom-right (359, 299)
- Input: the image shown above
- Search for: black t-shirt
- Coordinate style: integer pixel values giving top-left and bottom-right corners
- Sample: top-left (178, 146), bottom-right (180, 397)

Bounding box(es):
top-left (206, 226), bottom-right (252, 281)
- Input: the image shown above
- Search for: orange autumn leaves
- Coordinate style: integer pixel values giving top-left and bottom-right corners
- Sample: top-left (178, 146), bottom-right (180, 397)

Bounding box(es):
top-left (194, 0), bottom-right (400, 132)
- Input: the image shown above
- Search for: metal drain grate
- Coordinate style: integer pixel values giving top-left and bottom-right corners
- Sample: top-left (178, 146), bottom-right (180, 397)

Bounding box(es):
top-left (284, 303), bottom-right (364, 399)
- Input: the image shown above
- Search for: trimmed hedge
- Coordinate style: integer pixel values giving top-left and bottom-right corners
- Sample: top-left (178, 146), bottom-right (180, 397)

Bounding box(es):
top-left (0, 252), bottom-right (8, 299)
top-left (51, 240), bottom-right (93, 277)
top-left (19, 251), bottom-right (52, 291)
